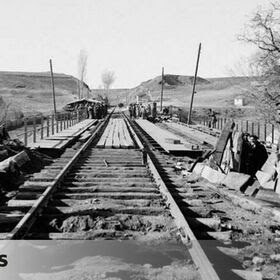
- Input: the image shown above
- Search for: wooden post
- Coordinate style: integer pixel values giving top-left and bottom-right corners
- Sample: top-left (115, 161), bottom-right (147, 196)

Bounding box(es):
top-left (63, 113), bottom-right (66, 130)
top-left (33, 116), bottom-right (36, 143)
top-left (272, 124), bottom-right (275, 144)
top-left (257, 122), bottom-right (260, 139)
top-left (67, 113), bottom-right (69, 128)
top-left (188, 43), bottom-right (202, 125)
top-left (24, 118), bottom-right (28, 146)
top-left (246, 120), bottom-right (248, 132)
top-left (49, 59), bottom-right (57, 116)
top-left (46, 116), bottom-right (50, 137)
top-left (77, 110), bottom-right (80, 122)
top-left (56, 113), bottom-right (59, 133)
top-left (51, 114), bottom-right (55, 134)
top-left (160, 67), bottom-right (164, 111)
top-left (41, 115), bottom-right (44, 139)
top-left (60, 113), bottom-right (63, 131)
top-left (264, 123), bottom-right (267, 142)
top-left (252, 122), bottom-right (254, 135)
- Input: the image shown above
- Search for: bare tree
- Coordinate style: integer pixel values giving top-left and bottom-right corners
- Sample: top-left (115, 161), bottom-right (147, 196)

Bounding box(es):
top-left (238, 1), bottom-right (280, 126)
top-left (102, 70), bottom-right (115, 92)
top-left (77, 49), bottom-right (88, 99)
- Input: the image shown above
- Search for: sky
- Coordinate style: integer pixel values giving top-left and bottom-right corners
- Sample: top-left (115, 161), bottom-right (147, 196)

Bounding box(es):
top-left (0, 0), bottom-right (271, 88)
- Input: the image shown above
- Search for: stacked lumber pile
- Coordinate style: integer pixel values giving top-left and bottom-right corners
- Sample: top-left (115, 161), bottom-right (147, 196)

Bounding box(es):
top-left (255, 153), bottom-right (280, 194)
top-left (188, 121), bottom-right (271, 196)
top-left (96, 119), bottom-right (134, 148)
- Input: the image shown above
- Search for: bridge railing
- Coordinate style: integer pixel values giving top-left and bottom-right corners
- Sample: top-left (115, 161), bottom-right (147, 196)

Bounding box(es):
top-left (196, 117), bottom-right (277, 144)
top-left (8, 110), bottom-right (87, 146)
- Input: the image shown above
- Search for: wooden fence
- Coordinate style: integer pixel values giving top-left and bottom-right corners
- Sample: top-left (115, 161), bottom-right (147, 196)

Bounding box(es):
top-left (8, 110), bottom-right (86, 146)
top-left (197, 116), bottom-right (277, 144)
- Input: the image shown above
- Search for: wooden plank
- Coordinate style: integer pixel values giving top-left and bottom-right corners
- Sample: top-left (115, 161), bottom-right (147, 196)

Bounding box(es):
top-left (96, 119), bottom-right (111, 148)
top-left (113, 119), bottom-right (121, 148)
top-left (211, 121), bottom-right (235, 166)
top-left (136, 120), bottom-right (196, 152)
top-left (119, 119), bottom-right (125, 147)
top-left (122, 119), bottom-right (134, 147)
top-left (233, 131), bottom-right (244, 172)
top-left (105, 119), bottom-right (115, 148)
top-left (170, 123), bottom-right (217, 146)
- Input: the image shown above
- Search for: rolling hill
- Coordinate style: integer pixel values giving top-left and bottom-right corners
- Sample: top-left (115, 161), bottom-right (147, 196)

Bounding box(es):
top-left (0, 71), bottom-right (89, 114)
top-left (0, 71), bottom-right (255, 118)
top-left (119, 74), bottom-right (254, 108)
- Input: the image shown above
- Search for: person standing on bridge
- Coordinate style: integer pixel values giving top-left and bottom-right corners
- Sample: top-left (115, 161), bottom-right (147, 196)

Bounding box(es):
top-left (129, 104), bottom-right (133, 118)
top-left (87, 103), bottom-right (93, 119)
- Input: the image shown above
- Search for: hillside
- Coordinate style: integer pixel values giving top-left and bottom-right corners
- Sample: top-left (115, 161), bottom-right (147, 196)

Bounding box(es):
top-left (128, 75), bottom-right (253, 108)
top-left (0, 71), bottom-right (255, 117)
top-left (0, 71), bottom-right (88, 114)
top-left (103, 75), bottom-right (254, 109)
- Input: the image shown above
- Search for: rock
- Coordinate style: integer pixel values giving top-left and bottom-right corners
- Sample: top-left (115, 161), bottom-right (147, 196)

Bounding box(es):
top-left (181, 170), bottom-right (191, 177)
top-left (242, 260), bottom-right (252, 268)
top-left (270, 254), bottom-right (280, 262)
top-left (222, 171), bottom-right (251, 191)
top-left (252, 256), bottom-right (265, 266)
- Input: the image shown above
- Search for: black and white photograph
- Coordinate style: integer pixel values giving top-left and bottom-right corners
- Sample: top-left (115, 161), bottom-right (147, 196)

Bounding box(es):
top-left (0, 0), bottom-right (280, 279)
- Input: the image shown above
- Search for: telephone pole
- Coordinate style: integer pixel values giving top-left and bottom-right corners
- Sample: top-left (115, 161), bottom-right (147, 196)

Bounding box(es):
top-left (49, 59), bottom-right (57, 115)
top-left (188, 43), bottom-right (201, 124)
top-left (160, 66), bottom-right (164, 111)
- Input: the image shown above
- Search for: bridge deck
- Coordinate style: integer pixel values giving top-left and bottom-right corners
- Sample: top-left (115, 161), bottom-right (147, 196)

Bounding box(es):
top-left (136, 119), bottom-right (201, 154)
top-left (166, 122), bottom-right (218, 147)
top-left (96, 118), bottom-right (134, 148)
top-left (27, 119), bottom-right (97, 150)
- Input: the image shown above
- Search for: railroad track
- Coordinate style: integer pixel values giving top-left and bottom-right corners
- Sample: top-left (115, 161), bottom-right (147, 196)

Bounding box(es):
top-left (0, 111), bottom-right (259, 280)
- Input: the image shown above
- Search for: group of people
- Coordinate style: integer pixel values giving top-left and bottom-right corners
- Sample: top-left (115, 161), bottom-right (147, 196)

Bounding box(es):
top-left (207, 109), bottom-right (217, 128)
top-left (241, 133), bottom-right (268, 177)
top-left (129, 103), bottom-right (156, 119)
top-left (70, 101), bottom-right (108, 120)
top-left (85, 102), bottom-right (108, 119)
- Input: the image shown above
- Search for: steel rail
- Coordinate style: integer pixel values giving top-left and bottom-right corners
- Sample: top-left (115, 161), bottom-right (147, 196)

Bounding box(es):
top-left (124, 114), bottom-right (220, 280)
top-left (6, 116), bottom-right (110, 239)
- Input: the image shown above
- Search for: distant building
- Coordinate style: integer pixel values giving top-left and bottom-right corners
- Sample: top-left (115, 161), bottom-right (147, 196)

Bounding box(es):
top-left (234, 97), bottom-right (244, 107)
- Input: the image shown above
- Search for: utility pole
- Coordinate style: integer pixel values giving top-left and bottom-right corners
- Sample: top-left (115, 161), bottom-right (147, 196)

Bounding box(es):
top-left (49, 59), bottom-right (57, 115)
top-left (160, 66), bottom-right (164, 111)
top-left (188, 43), bottom-right (201, 125)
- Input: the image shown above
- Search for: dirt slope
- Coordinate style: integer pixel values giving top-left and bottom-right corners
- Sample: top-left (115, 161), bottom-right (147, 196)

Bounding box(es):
top-left (0, 71), bottom-right (88, 114)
